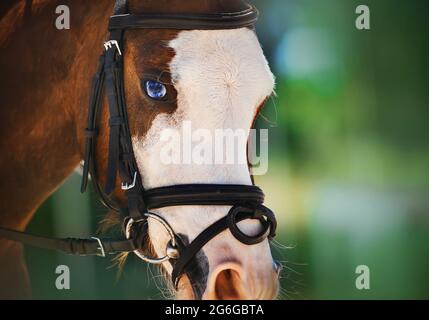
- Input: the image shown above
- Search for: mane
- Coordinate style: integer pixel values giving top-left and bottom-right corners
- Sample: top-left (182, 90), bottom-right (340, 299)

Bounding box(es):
top-left (0, 0), bottom-right (49, 46)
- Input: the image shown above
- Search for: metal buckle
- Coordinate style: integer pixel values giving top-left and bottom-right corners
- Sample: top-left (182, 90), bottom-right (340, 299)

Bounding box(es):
top-left (121, 171), bottom-right (137, 191)
top-left (91, 237), bottom-right (106, 257)
top-left (125, 213), bottom-right (179, 264)
top-left (104, 40), bottom-right (122, 55)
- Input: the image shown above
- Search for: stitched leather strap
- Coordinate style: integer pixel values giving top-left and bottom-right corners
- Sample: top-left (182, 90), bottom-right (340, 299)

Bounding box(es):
top-left (171, 204), bottom-right (277, 288)
top-left (143, 184), bottom-right (265, 209)
top-left (0, 228), bottom-right (135, 256)
top-left (109, 5), bottom-right (258, 31)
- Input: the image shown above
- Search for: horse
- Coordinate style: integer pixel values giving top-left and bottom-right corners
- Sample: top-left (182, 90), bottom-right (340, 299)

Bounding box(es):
top-left (0, 0), bottom-right (279, 299)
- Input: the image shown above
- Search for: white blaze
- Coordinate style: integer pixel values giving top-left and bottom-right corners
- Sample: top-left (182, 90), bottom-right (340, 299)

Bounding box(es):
top-left (132, 28), bottom-right (275, 274)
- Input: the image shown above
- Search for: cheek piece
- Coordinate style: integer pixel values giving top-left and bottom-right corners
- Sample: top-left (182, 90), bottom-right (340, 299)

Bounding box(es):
top-left (0, 0), bottom-right (277, 291)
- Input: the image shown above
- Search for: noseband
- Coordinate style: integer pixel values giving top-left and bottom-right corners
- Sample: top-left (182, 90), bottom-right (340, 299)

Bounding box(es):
top-left (0, 0), bottom-right (277, 290)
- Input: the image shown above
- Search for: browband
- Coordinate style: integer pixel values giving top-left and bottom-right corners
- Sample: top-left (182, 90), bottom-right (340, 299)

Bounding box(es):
top-left (109, 6), bottom-right (259, 31)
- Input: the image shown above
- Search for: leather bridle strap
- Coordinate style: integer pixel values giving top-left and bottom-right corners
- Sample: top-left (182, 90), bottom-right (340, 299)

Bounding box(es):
top-left (80, 53), bottom-right (120, 211)
top-left (171, 204), bottom-right (277, 288)
top-left (143, 184), bottom-right (265, 209)
top-left (0, 184), bottom-right (273, 258)
top-left (171, 213), bottom-right (238, 289)
top-left (0, 227), bottom-right (136, 257)
top-left (108, 6), bottom-right (259, 31)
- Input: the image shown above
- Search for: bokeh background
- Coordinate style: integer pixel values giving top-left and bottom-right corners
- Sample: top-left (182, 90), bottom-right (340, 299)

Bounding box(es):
top-left (26, 0), bottom-right (429, 299)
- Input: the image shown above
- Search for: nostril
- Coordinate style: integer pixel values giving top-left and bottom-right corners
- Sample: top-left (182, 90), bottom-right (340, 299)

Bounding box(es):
top-left (273, 260), bottom-right (283, 276)
top-left (214, 269), bottom-right (244, 300)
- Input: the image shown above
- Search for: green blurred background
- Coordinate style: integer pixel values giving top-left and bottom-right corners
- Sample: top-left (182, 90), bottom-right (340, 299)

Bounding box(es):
top-left (26, 0), bottom-right (429, 299)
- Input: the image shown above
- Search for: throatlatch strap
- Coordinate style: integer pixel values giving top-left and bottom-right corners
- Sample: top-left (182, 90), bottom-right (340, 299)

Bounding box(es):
top-left (81, 54), bottom-right (105, 194)
top-left (104, 50), bottom-right (122, 194)
top-left (80, 53), bottom-right (119, 211)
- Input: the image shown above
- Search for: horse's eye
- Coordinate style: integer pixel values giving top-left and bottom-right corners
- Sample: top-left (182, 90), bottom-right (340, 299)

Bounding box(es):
top-left (144, 80), bottom-right (167, 100)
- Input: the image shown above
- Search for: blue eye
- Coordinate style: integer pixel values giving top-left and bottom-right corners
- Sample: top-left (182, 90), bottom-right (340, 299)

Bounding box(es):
top-left (144, 80), bottom-right (167, 100)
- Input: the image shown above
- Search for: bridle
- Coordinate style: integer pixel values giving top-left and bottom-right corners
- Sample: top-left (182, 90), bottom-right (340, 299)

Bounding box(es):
top-left (0, 0), bottom-right (277, 290)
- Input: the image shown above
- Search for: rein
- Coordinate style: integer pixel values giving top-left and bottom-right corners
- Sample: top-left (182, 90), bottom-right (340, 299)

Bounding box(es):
top-left (0, 0), bottom-right (277, 290)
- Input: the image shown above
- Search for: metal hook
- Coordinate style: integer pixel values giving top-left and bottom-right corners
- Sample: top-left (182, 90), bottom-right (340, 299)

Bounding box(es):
top-left (91, 237), bottom-right (106, 257)
top-left (121, 171), bottom-right (137, 190)
top-left (104, 40), bottom-right (122, 55)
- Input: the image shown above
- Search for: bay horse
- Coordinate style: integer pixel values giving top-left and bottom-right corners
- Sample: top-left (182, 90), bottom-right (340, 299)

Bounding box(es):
top-left (0, 0), bottom-right (278, 299)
